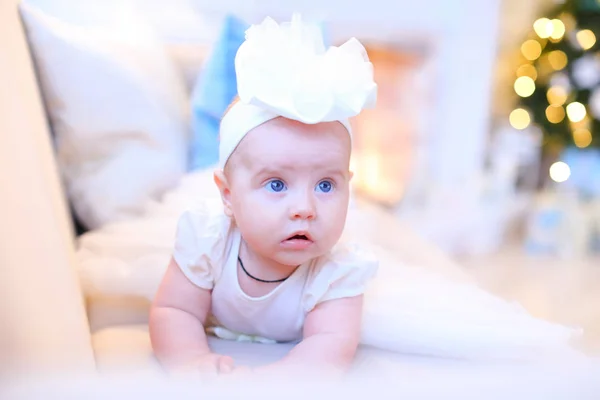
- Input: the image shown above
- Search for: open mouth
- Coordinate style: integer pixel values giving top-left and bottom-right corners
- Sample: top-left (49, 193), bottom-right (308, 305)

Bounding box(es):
top-left (287, 234), bottom-right (310, 241)
top-left (282, 233), bottom-right (313, 250)
top-left (281, 232), bottom-right (313, 250)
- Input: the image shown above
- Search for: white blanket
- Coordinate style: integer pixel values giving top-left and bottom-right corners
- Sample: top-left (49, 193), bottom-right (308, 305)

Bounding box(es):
top-left (76, 169), bottom-right (586, 362)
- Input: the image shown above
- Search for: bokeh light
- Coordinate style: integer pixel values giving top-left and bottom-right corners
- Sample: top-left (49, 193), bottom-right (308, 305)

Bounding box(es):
top-left (576, 29), bottom-right (596, 50)
top-left (548, 50), bottom-right (568, 70)
top-left (566, 102), bottom-right (587, 122)
top-left (546, 86), bottom-right (568, 105)
top-left (549, 19), bottom-right (566, 40)
top-left (549, 161), bottom-right (571, 183)
top-left (516, 64), bottom-right (538, 80)
top-left (521, 40), bottom-right (542, 61)
top-left (545, 105), bottom-right (566, 123)
top-left (533, 18), bottom-right (553, 39)
top-left (509, 108), bottom-right (531, 129)
top-left (573, 128), bottom-right (592, 148)
top-left (514, 76), bottom-right (536, 97)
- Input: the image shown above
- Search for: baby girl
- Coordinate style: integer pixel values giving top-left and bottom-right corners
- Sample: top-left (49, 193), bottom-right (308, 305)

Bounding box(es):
top-left (149, 14), bottom-right (378, 377)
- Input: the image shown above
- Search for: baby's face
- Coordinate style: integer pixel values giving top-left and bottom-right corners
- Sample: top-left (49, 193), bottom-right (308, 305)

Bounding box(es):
top-left (222, 117), bottom-right (352, 267)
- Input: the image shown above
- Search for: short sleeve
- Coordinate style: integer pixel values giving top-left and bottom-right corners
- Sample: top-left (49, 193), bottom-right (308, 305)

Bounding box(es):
top-left (172, 203), bottom-right (233, 290)
top-left (303, 243), bottom-right (379, 312)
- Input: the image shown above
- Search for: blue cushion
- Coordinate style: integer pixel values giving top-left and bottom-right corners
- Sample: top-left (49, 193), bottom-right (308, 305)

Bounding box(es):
top-left (188, 14), bottom-right (249, 170)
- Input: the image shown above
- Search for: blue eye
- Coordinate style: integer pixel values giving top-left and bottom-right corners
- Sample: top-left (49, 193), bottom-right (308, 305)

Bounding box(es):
top-left (316, 180), bottom-right (334, 193)
top-left (266, 179), bottom-right (287, 192)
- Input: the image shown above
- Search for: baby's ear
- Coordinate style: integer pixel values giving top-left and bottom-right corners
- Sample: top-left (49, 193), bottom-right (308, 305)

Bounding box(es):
top-left (213, 170), bottom-right (234, 217)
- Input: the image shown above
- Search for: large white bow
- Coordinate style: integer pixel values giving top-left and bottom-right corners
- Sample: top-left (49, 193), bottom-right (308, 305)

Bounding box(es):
top-left (234, 14), bottom-right (377, 124)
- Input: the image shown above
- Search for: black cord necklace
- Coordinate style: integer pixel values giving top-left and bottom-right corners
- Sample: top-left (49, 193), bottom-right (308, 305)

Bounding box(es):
top-left (237, 256), bottom-right (292, 284)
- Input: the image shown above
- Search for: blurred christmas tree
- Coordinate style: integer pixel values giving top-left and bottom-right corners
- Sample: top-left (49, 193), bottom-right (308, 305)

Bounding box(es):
top-left (510, 0), bottom-right (600, 156)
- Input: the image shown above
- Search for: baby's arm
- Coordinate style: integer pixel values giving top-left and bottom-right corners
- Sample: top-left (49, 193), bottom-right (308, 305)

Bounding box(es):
top-left (255, 295), bottom-right (363, 376)
top-left (149, 258), bottom-right (233, 374)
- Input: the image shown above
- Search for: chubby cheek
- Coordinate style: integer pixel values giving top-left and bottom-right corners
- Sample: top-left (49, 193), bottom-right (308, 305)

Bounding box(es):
top-left (232, 192), bottom-right (282, 242)
top-left (324, 204), bottom-right (348, 245)
top-left (317, 194), bottom-right (349, 245)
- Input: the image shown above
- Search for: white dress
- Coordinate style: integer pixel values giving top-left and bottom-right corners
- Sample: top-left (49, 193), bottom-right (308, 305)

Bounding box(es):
top-left (171, 203), bottom-right (378, 343)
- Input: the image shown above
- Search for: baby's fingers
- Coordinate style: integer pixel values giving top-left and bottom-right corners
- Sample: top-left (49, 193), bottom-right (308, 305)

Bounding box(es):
top-left (218, 355), bottom-right (235, 374)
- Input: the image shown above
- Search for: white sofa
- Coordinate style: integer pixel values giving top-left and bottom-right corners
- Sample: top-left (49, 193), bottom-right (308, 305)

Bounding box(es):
top-left (0, 0), bottom-right (96, 375)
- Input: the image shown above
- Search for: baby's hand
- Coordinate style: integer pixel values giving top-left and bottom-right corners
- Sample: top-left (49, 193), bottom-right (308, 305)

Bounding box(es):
top-left (171, 353), bottom-right (235, 378)
top-left (217, 365), bottom-right (254, 383)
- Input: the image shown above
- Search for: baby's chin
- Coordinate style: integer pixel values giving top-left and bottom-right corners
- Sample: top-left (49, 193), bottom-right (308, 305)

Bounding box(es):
top-left (273, 246), bottom-right (335, 267)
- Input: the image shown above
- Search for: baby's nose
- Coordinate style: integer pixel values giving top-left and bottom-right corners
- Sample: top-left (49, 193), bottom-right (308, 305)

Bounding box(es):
top-left (289, 192), bottom-right (316, 220)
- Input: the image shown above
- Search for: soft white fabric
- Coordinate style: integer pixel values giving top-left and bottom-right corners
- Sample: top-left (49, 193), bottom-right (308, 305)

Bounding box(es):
top-left (8, 336), bottom-right (600, 400)
top-left (172, 202), bottom-right (378, 342)
top-left (20, 3), bottom-right (189, 229)
top-left (218, 14), bottom-right (376, 169)
top-left (236, 14), bottom-right (377, 124)
top-left (76, 169), bottom-right (585, 361)
top-left (360, 247), bottom-right (581, 361)
top-left (84, 325), bottom-right (600, 396)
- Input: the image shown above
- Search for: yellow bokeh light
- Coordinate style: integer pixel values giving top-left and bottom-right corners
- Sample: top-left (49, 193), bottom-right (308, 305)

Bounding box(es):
top-left (514, 76), bottom-right (536, 97)
top-left (576, 29), bottom-right (596, 50)
top-left (509, 108), bottom-right (531, 130)
top-left (546, 105), bottom-right (566, 123)
top-left (521, 40), bottom-right (542, 61)
top-left (548, 50), bottom-right (568, 70)
top-left (516, 64), bottom-right (538, 80)
top-left (537, 54), bottom-right (555, 77)
top-left (546, 86), bottom-right (568, 105)
top-left (549, 161), bottom-right (571, 183)
top-left (569, 118), bottom-right (590, 131)
top-left (550, 19), bottom-right (566, 40)
top-left (573, 128), bottom-right (593, 148)
top-left (533, 18), bottom-right (553, 39)
top-left (566, 102), bottom-right (587, 122)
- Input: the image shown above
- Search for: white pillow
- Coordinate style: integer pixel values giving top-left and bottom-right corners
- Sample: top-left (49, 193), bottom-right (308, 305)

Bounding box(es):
top-left (20, 3), bottom-right (190, 229)
top-left (21, 0), bottom-right (221, 94)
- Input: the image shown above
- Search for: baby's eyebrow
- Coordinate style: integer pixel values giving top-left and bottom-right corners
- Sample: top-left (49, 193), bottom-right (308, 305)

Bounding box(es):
top-left (253, 165), bottom-right (346, 178)
top-left (253, 166), bottom-right (290, 176)
top-left (321, 169), bottom-right (346, 179)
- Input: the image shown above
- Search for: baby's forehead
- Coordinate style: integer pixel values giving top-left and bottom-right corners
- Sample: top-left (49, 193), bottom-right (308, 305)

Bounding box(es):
top-left (236, 118), bottom-right (350, 166)
top-left (223, 117), bottom-right (351, 179)
top-left (244, 118), bottom-right (349, 150)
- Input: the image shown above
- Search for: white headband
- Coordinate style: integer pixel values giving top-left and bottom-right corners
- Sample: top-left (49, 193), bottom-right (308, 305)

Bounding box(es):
top-left (218, 14), bottom-right (377, 170)
top-left (219, 103), bottom-right (353, 169)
